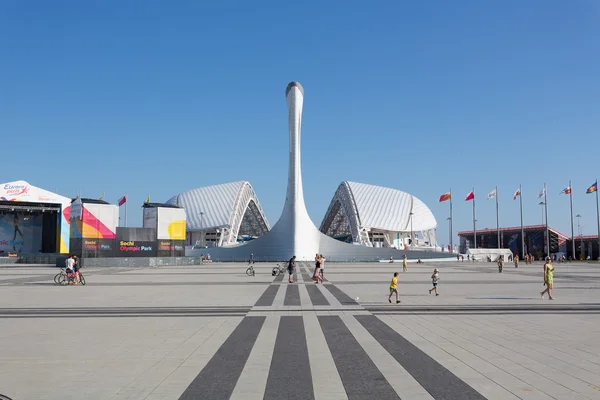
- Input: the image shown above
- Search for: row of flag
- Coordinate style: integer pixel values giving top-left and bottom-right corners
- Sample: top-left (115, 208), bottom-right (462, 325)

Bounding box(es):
top-left (438, 181), bottom-right (598, 203)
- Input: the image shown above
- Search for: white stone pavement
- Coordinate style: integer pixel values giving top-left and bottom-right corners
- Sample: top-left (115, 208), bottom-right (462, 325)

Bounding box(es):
top-left (0, 261), bottom-right (598, 399)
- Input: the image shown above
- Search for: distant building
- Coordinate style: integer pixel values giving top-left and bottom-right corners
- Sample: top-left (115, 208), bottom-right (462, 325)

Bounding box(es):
top-left (568, 235), bottom-right (599, 260)
top-left (457, 225), bottom-right (570, 259)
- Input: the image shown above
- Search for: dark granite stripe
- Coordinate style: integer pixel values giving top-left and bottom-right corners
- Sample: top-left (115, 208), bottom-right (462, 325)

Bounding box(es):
top-left (273, 273), bottom-right (284, 282)
top-left (318, 316), bottom-right (399, 399)
top-left (284, 284), bottom-right (301, 306)
top-left (305, 284), bottom-right (330, 306)
top-left (264, 316), bottom-right (314, 400)
top-left (301, 272), bottom-right (312, 281)
top-left (254, 285), bottom-right (279, 307)
top-left (179, 316), bottom-right (265, 400)
top-left (323, 284), bottom-right (357, 305)
top-left (356, 315), bottom-right (485, 400)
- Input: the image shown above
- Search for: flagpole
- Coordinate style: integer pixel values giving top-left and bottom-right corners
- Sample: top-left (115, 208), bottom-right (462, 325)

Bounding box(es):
top-left (569, 180), bottom-right (575, 260)
top-left (496, 185), bottom-right (500, 248)
top-left (596, 180), bottom-right (600, 260)
top-left (544, 183), bottom-right (549, 256)
top-left (472, 187), bottom-right (477, 249)
top-left (125, 193), bottom-right (128, 227)
top-left (519, 184), bottom-right (524, 258)
top-left (449, 188), bottom-right (453, 252)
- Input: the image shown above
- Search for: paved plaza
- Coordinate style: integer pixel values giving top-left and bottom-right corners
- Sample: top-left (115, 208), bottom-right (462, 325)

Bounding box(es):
top-left (0, 260), bottom-right (600, 399)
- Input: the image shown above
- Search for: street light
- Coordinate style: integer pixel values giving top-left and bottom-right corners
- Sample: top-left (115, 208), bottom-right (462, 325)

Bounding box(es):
top-left (409, 212), bottom-right (414, 246)
top-left (576, 214), bottom-right (583, 260)
top-left (199, 212), bottom-right (205, 248)
top-left (539, 202), bottom-right (545, 225)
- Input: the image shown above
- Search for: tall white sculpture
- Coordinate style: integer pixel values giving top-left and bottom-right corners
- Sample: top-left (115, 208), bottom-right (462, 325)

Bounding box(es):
top-left (187, 82), bottom-right (445, 261)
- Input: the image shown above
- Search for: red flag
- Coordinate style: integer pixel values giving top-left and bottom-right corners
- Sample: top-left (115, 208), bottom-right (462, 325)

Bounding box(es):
top-left (465, 191), bottom-right (474, 201)
top-left (439, 193), bottom-right (451, 202)
top-left (118, 195), bottom-right (127, 206)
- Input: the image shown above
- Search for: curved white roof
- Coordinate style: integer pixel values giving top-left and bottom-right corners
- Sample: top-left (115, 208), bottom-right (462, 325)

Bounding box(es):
top-left (166, 182), bottom-right (270, 245)
top-left (319, 181), bottom-right (437, 246)
top-left (347, 181), bottom-right (437, 232)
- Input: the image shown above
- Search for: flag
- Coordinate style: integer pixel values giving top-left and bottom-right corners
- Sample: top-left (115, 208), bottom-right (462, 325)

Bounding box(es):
top-left (439, 193), bottom-right (451, 202)
top-left (513, 188), bottom-right (521, 200)
top-left (586, 181), bottom-right (598, 194)
top-left (145, 194), bottom-right (151, 203)
top-left (538, 186), bottom-right (546, 198)
top-left (487, 189), bottom-right (497, 200)
top-left (559, 186), bottom-right (572, 195)
top-left (99, 193), bottom-right (105, 201)
top-left (465, 191), bottom-right (474, 201)
top-left (118, 195), bottom-right (127, 206)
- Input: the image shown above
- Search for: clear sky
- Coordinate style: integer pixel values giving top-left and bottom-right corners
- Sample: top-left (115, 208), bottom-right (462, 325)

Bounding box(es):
top-left (1, 0), bottom-right (599, 246)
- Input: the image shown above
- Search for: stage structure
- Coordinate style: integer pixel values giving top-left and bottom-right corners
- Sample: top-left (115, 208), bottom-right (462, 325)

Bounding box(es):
top-left (0, 180), bottom-right (71, 255)
top-left (187, 82), bottom-right (448, 261)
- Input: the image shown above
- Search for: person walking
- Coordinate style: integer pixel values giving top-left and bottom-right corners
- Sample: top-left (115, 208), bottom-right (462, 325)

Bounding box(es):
top-left (429, 268), bottom-right (440, 296)
top-left (402, 254), bottom-right (408, 272)
top-left (540, 257), bottom-right (554, 300)
top-left (514, 254), bottom-right (519, 268)
top-left (388, 272), bottom-right (400, 304)
top-left (319, 254), bottom-right (325, 281)
top-left (312, 253), bottom-right (323, 283)
top-left (288, 255), bottom-right (296, 284)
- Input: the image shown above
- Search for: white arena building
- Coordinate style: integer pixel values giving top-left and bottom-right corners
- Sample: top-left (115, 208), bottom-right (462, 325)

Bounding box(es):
top-left (319, 181), bottom-right (438, 249)
top-left (166, 181), bottom-right (270, 248)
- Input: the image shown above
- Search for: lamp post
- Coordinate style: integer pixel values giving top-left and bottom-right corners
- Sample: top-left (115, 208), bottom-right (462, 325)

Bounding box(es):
top-left (576, 214), bottom-right (582, 260)
top-left (409, 212), bottom-right (414, 247)
top-left (199, 212), bottom-right (205, 248)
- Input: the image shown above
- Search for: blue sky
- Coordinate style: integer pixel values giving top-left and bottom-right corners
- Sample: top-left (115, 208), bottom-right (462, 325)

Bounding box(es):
top-left (1, 0), bottom-right (599, 246)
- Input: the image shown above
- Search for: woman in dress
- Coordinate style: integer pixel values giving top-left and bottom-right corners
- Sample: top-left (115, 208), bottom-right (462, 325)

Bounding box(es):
top-left (540, 256), bottom-right (554, 300)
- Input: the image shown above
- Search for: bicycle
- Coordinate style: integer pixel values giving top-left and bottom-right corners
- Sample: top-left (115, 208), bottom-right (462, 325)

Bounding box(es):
top-left (58, 269), bottom-right (86, 286)
top-left (246, 264), bottom-right (255, 276)
top-left (54, 268), bottom-right (67, 284)
top-left (271, 263), bottom-right (286, 276)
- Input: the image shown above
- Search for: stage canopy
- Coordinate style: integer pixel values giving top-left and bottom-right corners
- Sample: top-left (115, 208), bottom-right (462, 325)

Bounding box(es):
top-left (0, 180), bottom-right (71, 253)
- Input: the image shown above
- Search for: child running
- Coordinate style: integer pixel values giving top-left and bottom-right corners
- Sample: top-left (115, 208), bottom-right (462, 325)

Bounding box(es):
top-left (429, 268), bottom-right (440, 296)
top-left (388, 272), bottom-right (401, 304)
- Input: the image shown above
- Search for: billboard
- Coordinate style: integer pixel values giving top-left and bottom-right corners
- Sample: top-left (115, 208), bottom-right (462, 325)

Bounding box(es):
top-left (70, 201), bottom-right (118, 239)
top-left (115, 228), bottom-right (157, 257)
top-left (0, 212), bottom-right (43, 253)
top-left (157, 208), bottom-right (186, 240)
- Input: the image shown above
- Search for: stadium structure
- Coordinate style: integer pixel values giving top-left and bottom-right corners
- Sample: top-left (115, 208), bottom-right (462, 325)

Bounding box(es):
top-left (166, 181), bottom-right (270, 248)
top-left (181, 82), bottom-right (447, 261)
top-left (320, 181), bottom-right (437, 249)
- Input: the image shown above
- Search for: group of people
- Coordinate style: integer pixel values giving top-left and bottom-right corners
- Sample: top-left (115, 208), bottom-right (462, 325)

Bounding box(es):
top-left (65, 254), bottom-right (81, 284)
top-left (284, 253), bottom-right (326, 284)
